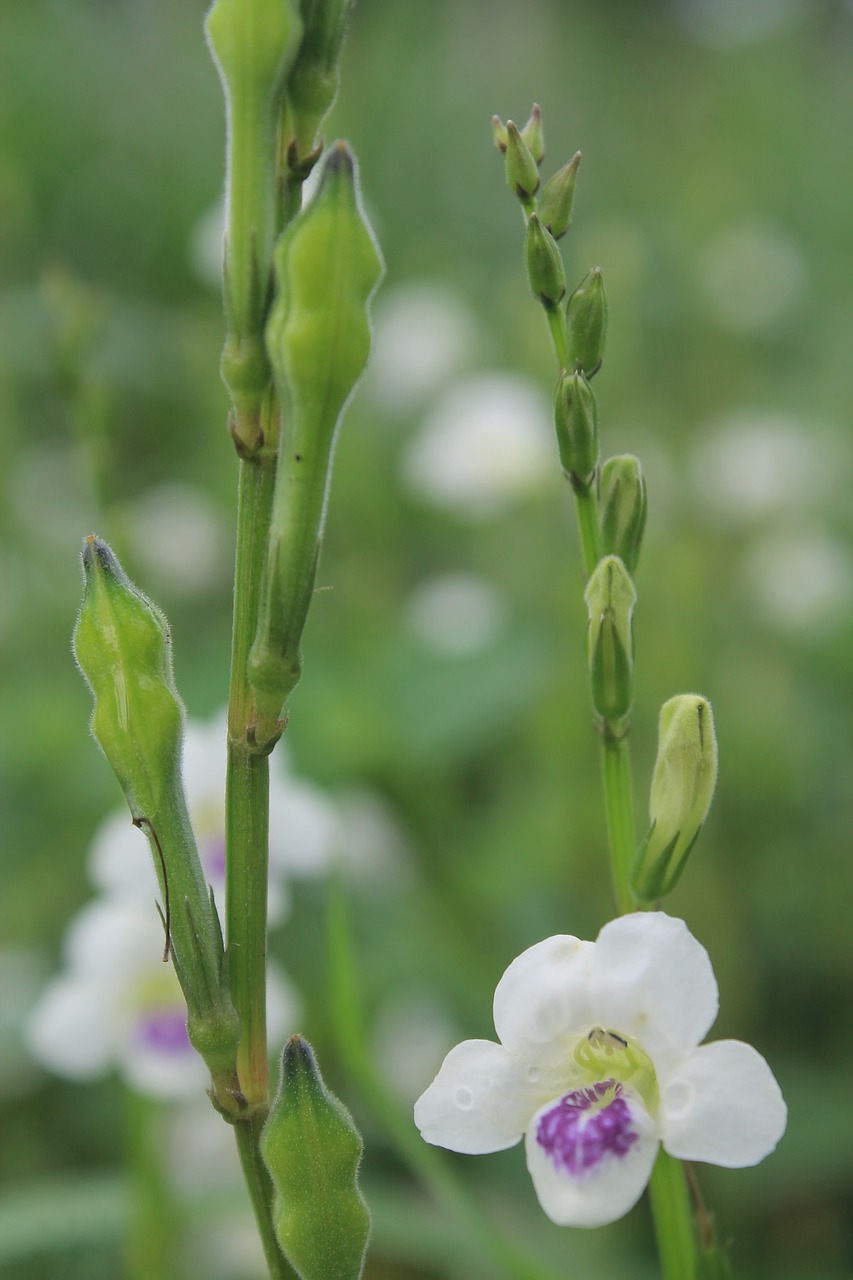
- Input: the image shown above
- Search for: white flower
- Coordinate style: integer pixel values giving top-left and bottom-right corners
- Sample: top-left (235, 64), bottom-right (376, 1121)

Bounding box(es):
top-left (26, 897), bottom-right (298, 1100)
top-left (367, 282), bottom-right (479, 414)
top-left (414, 913), bottom-right (786, 1228)
top-left (404, 572), bottom-right (507, 655)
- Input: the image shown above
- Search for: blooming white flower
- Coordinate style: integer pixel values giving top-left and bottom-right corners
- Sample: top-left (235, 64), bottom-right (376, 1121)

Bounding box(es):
top-left (414, 913), bottom-right (786, 1228)
top-left (26, 897), bottom-right (298, 1100)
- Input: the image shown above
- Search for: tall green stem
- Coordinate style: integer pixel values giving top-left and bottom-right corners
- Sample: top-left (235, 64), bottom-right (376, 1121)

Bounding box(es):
top-left (599, 725), bottom-right (636, 915)
top-left (649, 1150), bottom-right (697, 1280)
top-left (573, 482), bottom-right (601, 578)
top-left (235, 1115), bottom-right (299, 1280)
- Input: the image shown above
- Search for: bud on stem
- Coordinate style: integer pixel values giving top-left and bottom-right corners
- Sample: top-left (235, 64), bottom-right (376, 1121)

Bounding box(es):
top-left (286, 0), bottom-right (356, 163)
top-left (584, 555), bottom-right (636, 726)
top-left (504, 120), bottom-right (540, 204)
top-left (554, 369), bottom-right (598, 486)
top-left (524, 213), bottom-right (566, 311)
top-left (262, 1035), bottom-right (370, 1280)
top-left (566, 266), bottom-right (608, 377)
top-left (537, 152), bottom-right (581, 240)
top-left (249, 144), bottom-right (383, 745)
top-left (633, 695), bottom-right (718, 901)
top-left (599, 455), bottom-right (648, 575)
top-left (73, 538), bottom-right (241, 1109)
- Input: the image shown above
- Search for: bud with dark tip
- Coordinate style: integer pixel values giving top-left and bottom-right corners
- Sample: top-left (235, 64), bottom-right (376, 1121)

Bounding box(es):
top-left (524, 213), bottom-right (566, 311)
top-left (600, 455), bottom-right (648, 575)
top-left (554, 369), bottom-right (598, 486)
top-left (537, 151), bottom-right (581, 240)
top-left (566, 266), bottom-right (608, 376)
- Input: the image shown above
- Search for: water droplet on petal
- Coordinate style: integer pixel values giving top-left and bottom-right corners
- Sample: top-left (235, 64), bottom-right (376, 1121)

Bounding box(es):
top-left (663, 1080), bottom-right (691, 1117)
top-left (454, 1086), bottom-right (474, 1110)
top-left (527, 1065), bottom-right (541, 1084)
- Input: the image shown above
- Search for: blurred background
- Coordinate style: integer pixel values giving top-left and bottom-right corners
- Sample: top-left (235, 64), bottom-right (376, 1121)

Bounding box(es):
top-left (1, 0), bottom-right (852, 1276)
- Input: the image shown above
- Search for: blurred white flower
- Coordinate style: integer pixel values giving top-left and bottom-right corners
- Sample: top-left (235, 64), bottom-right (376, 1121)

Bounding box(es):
top-left (121, 483), bottom-right (230, 598)
top-left (367, 282), bottom-right (479, 414)
top-left (689, 411), bottom-right (833, 525)
top-left (699, 219), bottom-right (806, 332)
top-left (401, 372), bottom-right (554, 518)
top-left (26, 897), bottom-right (298, 1099)
top-left (674, 0), bottom-right (805, 49)
top-left (740, 529), bottom-right (852, 632)
top-left (404, 572), bottom-right (507, 655)
top-left (373, 993), bottom-right (460, 1102)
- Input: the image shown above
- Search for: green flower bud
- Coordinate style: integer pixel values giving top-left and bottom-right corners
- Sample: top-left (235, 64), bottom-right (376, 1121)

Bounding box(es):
top-left (287, 0), bottom-right (356, 159)
top-left (524, 213), bottom-right (566, 311)
top-left (74, 536), bottom-right (183, 818)
top-left (537, 151), bottom-right (581, 240)
top-left (504, 120), bottom-right (540, 202)
top-left (566, 266), bottom-right (608, 377)
top-left (521, 102), bottom-right (545, 165)
top-left (491, 114), bottom-right (508, 153)
top-left (584, 555), bottom-right (636, 725)
top-left (262, 1036), bottom-right (370, 1280)
top-left (554, 369), bottom-right (598, 486)
top-left (600, 455), bottom-right (648, 575)
top-left (206, 0), bottom-right (304, 427)
top-left (633, 695), bottom-right (718, 902)
top-left (74, 537), bottom-right (241, 1107)
top-left (249, 143), bottom-right (383, 745)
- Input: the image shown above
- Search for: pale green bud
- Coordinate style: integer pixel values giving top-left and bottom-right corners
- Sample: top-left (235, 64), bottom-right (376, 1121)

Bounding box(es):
top-left (521, 103), bottom-right (545, 165)
top-left (599, 455), bottom-right (648, 575)
top-left (584, 555), bottom-right (636, 725)
top-left (262, 1036), bottom-right (370, 1280)
top-left (491, 114), bottom-right (508, 153)
top-left (554, 369), bottom-right (598, 487)
top-left (566, 266), bottom-right (608, 377)
top-left (633, 695), bottom-right (718, 902)
top-left (504, 120), bottom-right (540, 202)
top-left (249, 143), bottom-right (383, 744)
top-left (287, 0), bottom-right (356, 159)
top-left (524, 213), bottom-right (565, 311)
top-left (537, 151), bottom-right (581, 240)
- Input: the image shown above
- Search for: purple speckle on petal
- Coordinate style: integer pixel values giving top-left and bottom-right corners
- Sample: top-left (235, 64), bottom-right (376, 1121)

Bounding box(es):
top-left (536, 1080), bottom-right (638, 1176)
top-left (136, 1008), bottom-right (192, 1056)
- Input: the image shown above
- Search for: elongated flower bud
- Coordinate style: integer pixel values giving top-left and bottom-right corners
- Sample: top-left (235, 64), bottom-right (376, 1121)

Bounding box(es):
top-left (249, 143), bottom-right (383, 745)
top-left (554, 369), bottom-right (598, 486)
top-left (584, 555), bottom-right (636, 725)
top-left (521, 103), bottom-right (545, 165)
top-left (524, 213), bottom-right (565, 311)
top-left (566, 266), bottom-right (607, 377)
top-left (206, 0), bottom-right (304, 430)
top-left (491, 114), bottom-right (508, 153)
top-left (600, 455), bottom-right (647, 575)
top-left (633, 695), bottom-right (718, 901)
top-left (505, 120), bottom-right (540, 202)
top-left (262, 1036), bottom-right (370, 1280)
top-left (73, 537), bottom-right (241, 1105)
top-left (537, 151), bottom-right (581, 240)
top-left (287, 0), bottom-right (356, 159)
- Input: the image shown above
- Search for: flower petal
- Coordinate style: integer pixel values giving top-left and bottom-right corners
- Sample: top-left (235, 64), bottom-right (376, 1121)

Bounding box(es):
top-left (591, 913), bottom-right (718, 1062)
top-left (493, 935), bottom-right (595, 1059)
top-left (525, 1086), bottom-right (659, 1227)
top-left (26, 974), bottom-right (117, 1079)
top-left (660, 1039), bottom-right (787, 1166)
top-left (414, 1039), bottom-right (535, 1154)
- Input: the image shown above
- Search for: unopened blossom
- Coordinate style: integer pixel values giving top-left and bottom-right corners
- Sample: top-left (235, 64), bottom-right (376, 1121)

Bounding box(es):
top-left (415, 912), bottom-right (786, 1228)
top-left (27, 897), bottom-right (297, 1100)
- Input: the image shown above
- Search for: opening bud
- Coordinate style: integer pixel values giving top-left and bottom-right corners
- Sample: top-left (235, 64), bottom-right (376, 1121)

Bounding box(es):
top-left (504, 120), bottom-right (540, 202)
top-left (554, 369), bottom-right (598, 487)
top-left (286, 0), bottom-right (357, 159)
top-left (262, 1036), bottom-right (370, 1280)
top-left (521, 103), bottom-right (545, 165)
top-left (584, 555), bottom-right (636, 726)
top-left (524, 213), bottom-right (566, 312)
top-left (566, 266), bottom-right (608, 377)
top-left (599, 455), bottom-right (648, 575)
top-left (537, 151), bottom-right (581, 240)
top-left (633, 694), bottom-right (718, 902)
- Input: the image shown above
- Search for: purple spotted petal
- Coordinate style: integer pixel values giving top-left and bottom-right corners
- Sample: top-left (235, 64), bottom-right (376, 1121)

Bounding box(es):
top-left (536, 1081), bottom-right (639, 1176)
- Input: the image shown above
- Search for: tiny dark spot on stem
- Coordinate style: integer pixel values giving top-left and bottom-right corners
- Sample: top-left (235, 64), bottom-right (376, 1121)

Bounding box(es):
top-left (294, 453), bottom-right (302, 462)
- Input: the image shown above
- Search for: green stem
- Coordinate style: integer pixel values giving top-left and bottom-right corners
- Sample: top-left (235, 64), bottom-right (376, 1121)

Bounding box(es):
top-left (546, 306), bottom-right (569, 370)
top-left (648, 1150), bottom-right (698, 1280)
top-left (572, 480), bottom-right (601, 578)
top-left (234, 1116), bottom-right (299, 1280)
top-left (600, 725), bottom-right (637, 915)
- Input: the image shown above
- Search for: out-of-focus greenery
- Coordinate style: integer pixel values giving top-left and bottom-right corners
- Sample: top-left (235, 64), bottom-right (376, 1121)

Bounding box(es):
top-left (1, 1), bottom-right (852, 1277)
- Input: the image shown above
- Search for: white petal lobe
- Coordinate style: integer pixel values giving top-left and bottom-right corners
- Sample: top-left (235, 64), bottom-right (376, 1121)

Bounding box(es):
top-left (493, 935), bottom-right (594, 1059)
top-left (414, 1039), bottom-right (534, 1154)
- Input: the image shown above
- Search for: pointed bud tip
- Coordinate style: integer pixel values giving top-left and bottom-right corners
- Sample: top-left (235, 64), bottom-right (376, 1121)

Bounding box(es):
top-left (81, 534), bottom-right (119, 578)
top-left (325, 140), bottom-right (355, 175)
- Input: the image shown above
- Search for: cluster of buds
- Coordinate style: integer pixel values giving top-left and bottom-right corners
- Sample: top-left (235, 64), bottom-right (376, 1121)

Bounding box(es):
top-left (495, 105), bottom-right (718, 904)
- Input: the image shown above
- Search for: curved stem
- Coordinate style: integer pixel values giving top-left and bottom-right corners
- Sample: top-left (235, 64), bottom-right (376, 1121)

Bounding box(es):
top-left (648, 1150), bottom-right (697, 1280)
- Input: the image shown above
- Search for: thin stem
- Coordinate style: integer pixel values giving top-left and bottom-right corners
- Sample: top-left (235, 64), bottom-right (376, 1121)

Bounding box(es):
top-left (600, 724), bottom-right (637, 915)
top-left (648, 1150), bottom-right (698, 1280)
top-left (226, 443), bottom-right (278, 1110)
top-left (546, 306), bottom-right (569, 370)
top-left (572, 481), bottom-right (601, 578)
top-left (234, 1116), bottom-right (299, 1280)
